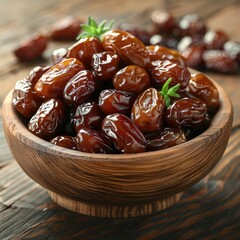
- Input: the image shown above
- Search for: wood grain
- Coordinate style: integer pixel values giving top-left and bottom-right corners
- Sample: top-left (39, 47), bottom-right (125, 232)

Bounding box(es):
top-left (2, 76), bottom-right (233, 217)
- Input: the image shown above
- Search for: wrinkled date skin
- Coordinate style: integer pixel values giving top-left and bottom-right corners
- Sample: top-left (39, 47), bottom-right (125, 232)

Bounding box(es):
top-left (147, 45), bottom-right (186, 67)
top-left (112, 65), bottom-right (150, 93)
top-left (28, 99), bottom-right (66, 140)
top-left (187, 73), bottom-right (220, 112)
top-left (131, 88), bottom-right (165, 133)
top-left (146, 128), bottom-right (186, 151)
top-left (98, 89), bottom-right (136, 115)
top-left (101, 113), bottom-right (146, 153)
top-left (165, 97), bottom-right (208, 128)
top-left (63, 70), bottom-right (98, 106)
top-left (35, 58), bottom-right (85, 99)
top-left (50, 135), bottom-right (76, 150)
top-left (151, 10), bottom-right (177, 35)
top-left (203, 50), bottom-right (239, 73)
top-left (178, 14), bottom-right (207, 39)
top-left (204, 30), bottom-right (229, 50)
top-left (150, 60), bottom-right (191, 89)
top-left (181, 43), bottom-right (206, 69)
top-left (74, 101), bottom-right (104, 132)
top-left (102, 30), bottom-right (151, 69)
top-left (51, 17), bottom-right (82, 41)
top-left (12, 79), bottom-right (42, 119)
top-left (76, 128), bottom-right (114, 153)
top-left (91, 51), bottom-right (120, 81)
top-left (27, 65), bottom-right (51, 85)
top-left (14, 35), bottom-right (48, 61)
top-left (67, 36), bottom-right (105, 68)
top-left (51, 48), bottom-right (68, 65)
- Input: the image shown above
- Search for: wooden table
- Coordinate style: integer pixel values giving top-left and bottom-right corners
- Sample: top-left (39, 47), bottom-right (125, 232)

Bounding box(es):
top-left (0, 0), bottom-right (240, 239)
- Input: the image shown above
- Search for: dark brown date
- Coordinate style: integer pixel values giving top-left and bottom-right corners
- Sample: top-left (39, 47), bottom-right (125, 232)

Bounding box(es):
top-left (147, 45), bottom-right (186, 66)
top-left (63, 70), bottom-right (98, 106)
top-left (35, 58), bottom-right (85, 99)
top-left (187, 73), bottom-right (220, 112)
top-left (151, 10), bottom-right (176, 35)
top-left (98, 89), bottom-right (136, 115)
top-left (12, 79), bottom-right (42, 118)
top-left (102, 30), bottom-right (151, 69)
top-left (165, 97), bottom-right (208, 128)
top-left (149, 34), bottom-right (179, 49)
top-left (51, 17), bottom-right (82, 41)
top-left (146, 128), bottom-right (186, 151)
top-left (112, 65), bottom-right (150, 93)
top-left (73, 101), bottom-right (104, 132)
top-left (178, 14), bottom-right (207, 39)
top-left (28, 99), bottom-right (66, 140)
top-left (150, 60), bottom-right (191, 89)
top-left (50, 135), bottom-right (76, 150)
top-left (131, 88), bottom-right (165, 133)
top-left (76, 128), bottom-right (114, 153)
top-left (224, 41), bottom-right (240, 63)
top-left (204, 30), bottom-right (229, 50)
top-left (91, 51), bottom-right (120, 81)
top-left (102, 114), bottom-right (146, 153)
top-left (14, 35), bottom-right (48, 61)
top-left (51, 48), bottom-right (68, 65)
top-left (67, 36), bottom-right (105, 68)
top-left (203, 50), bottom-right (239, 73)
top-left (181, 43), bottom-right (206, 69)
top-left (27, 65), bottom-right (51, 86)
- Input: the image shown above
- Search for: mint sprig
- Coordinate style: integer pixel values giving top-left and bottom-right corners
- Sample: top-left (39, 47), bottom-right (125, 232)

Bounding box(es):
top-left (159, 78), bottom-right (180, 107)
top-left (77, 17), bottom-right (114, 40)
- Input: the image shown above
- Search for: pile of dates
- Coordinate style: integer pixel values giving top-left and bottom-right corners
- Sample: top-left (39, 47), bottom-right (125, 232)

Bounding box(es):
top-left (120, 11), bottom-right (240, 74)
top-left (12, 18), bottom-right (220, 154)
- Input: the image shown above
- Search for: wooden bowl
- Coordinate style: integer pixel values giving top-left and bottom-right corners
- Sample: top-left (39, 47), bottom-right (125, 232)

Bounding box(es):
top-left (2, 78), bottom-right (233, 218)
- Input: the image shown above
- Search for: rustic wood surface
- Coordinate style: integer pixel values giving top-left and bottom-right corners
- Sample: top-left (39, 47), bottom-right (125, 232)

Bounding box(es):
top-left (0, 0), bottom-right (240, 238)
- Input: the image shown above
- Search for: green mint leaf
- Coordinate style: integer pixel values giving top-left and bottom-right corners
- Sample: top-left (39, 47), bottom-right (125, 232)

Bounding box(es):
top-left (77, 17), bottom-right (114, 40)
top-left (159, 78), bottom-right (180, 107)
top-left (89, 17), bottom-right (98, 28)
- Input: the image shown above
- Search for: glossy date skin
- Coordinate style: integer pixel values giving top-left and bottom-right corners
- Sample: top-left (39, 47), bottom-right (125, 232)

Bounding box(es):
top-left (73, 101), bottom-right (104, 132)
top-left (101, 113), bottom-right (146, 153)
top-left (112, 65), bottom-right (150, 93)
top-left (28, 99), bottom-right (66, 140)
top-left (146, 128), bottom-right (186, 151)
top-left (63, 70), bottom-right (98, 106)
top-left (50, 135), bottom-right (76, 150)
top-left (35, 58), bottom-right (85, 99)
top-left (99, 89), bottom-right (136, 115)
top-left (27, 65), bottom-right (51, 85)
top-left (150, 60), bottom-right (191, 89)
top-left (165, 97), bottom-right (208, 128)
top-left (12, 79), bottom-right (42, 119)
top-left (102, 30), bottom-right (151, 69)
top-left (76, 128), bottom-right (114, 153)
top-left (91, 51), bottom-right (120, 81)
top-left (147, 45), bottom-right (186, 67)
top-left (131, 88), bottom-right (165, 133)
top-left (187, 73), bottom-right (220, 112)
top-left (67, 37), bottom-right (105, 68)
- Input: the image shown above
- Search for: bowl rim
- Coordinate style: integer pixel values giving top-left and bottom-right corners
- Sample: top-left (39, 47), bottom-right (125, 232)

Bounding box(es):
top-left (2, 75), bottom-right (232, 163)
